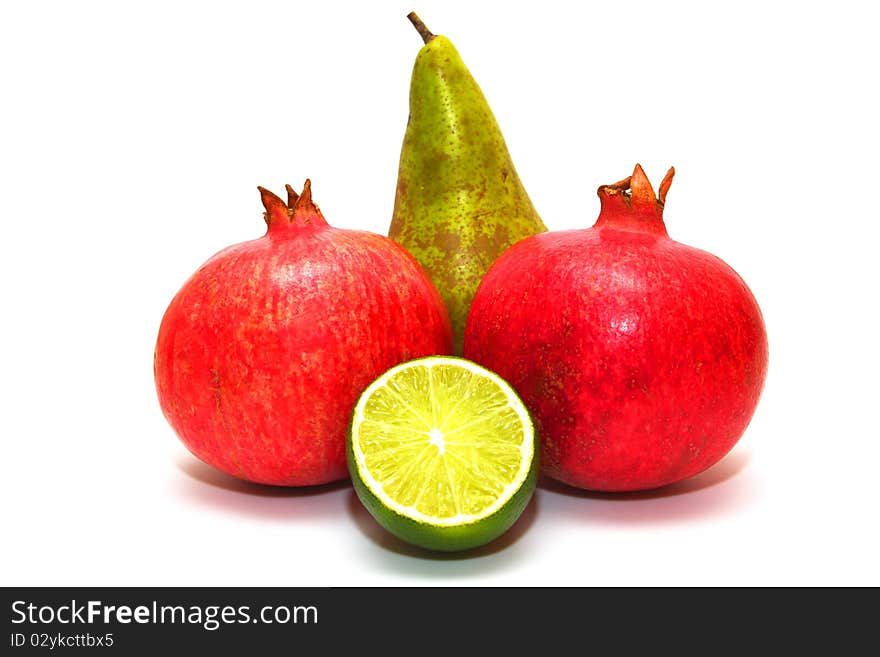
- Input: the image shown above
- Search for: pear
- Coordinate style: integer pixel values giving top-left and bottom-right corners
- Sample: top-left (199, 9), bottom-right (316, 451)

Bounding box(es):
top-left (389, 12), bottom-right (547, 354)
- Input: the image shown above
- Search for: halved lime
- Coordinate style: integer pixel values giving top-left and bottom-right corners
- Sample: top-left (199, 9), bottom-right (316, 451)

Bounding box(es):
top-left (347, 356), bottom-right (537, 552)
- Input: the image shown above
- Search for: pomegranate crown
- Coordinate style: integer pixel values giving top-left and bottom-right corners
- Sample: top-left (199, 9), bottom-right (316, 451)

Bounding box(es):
top-left (257, 179), bottom-right (328, 231)
top-left (594, 164), bottom-right (675, 236)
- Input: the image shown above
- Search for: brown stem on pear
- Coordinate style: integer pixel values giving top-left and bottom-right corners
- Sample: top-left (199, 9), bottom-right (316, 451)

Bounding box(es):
top-left (407, 12), bottom-right (435, 44)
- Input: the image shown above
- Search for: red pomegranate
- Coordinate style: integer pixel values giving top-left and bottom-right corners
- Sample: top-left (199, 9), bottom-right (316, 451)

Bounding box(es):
top-left (155, 181), bottom-right (452, 486)
top-left (464, 165), bottom-right (767, 491)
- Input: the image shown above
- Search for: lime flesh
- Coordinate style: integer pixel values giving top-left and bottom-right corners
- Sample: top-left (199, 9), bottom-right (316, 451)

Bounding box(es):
top-left (348, 356), bottom-right (537, 552)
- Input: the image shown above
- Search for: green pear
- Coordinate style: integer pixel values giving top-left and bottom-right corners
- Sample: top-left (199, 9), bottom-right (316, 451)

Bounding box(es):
top-left (389, 13), bottom-right (547, 354)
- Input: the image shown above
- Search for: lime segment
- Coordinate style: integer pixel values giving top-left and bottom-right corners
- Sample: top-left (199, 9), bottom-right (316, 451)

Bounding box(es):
top-left (348, 356), bottom-right (537, 551)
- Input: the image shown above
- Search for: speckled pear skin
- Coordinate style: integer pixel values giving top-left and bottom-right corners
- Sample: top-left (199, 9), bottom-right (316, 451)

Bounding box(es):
top-left (389, 18), bottom-right (546, 354)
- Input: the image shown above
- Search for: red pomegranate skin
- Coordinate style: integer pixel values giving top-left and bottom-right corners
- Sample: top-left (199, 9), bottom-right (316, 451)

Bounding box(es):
top-left (464, 165), bottom-right (767, 491)
top-left (155, 181), bottom-right (452, 486)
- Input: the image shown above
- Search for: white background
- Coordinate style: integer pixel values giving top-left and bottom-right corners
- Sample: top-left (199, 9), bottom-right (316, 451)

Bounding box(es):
top-left (2, 0), bottom-right (878, 586)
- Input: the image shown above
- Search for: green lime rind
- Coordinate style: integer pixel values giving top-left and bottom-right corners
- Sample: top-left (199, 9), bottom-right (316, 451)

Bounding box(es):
top-left (346, 356), bottom-right (538, 552)
top-left (347, 425), bottom-right (538, 552)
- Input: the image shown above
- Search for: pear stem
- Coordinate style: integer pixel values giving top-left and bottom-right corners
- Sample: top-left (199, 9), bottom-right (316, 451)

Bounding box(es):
top-left (407, 12), bottom-right (435, 44)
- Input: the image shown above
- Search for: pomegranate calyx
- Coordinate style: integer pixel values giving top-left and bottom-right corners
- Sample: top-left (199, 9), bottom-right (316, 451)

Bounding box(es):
top-left (285, 183), bottom-right (299, 207)
top-left (594, 164), bottom-right (674, 236)
top-left (289, 179), bottom-right (329, 228)
top-left (259, 180), bottom-right (329, 231)
top-left (258, 186), bottom-right (292, 227)
top-left (658, 166), bottom-right (675, 207)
